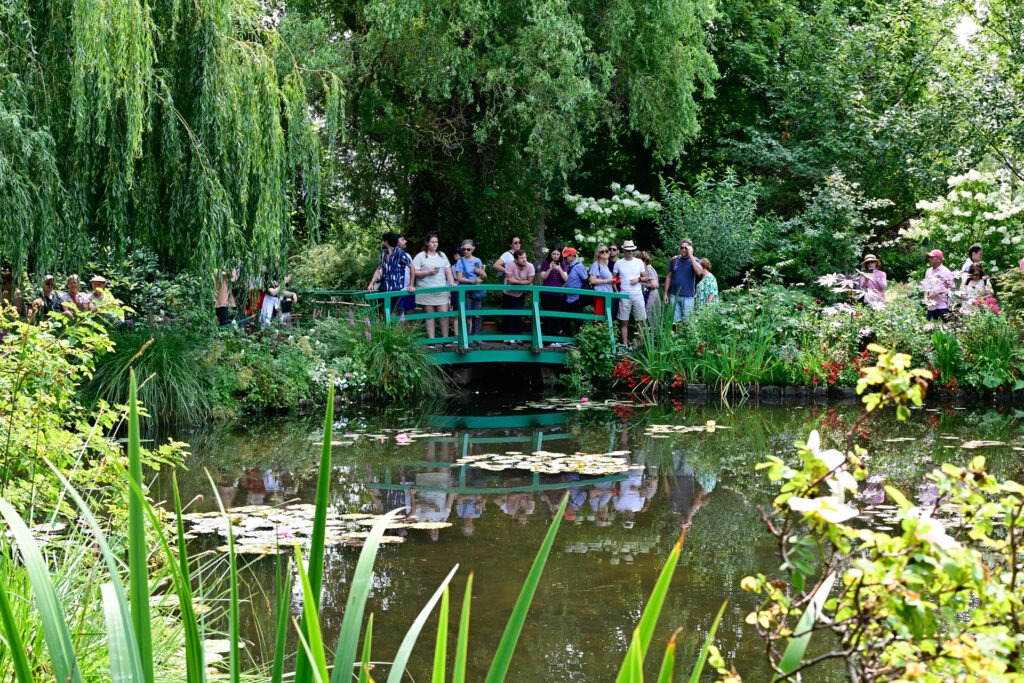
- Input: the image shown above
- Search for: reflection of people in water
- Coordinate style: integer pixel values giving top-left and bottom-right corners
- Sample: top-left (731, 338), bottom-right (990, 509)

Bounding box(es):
top-left (455, 494), bottom-right (486, 536)
top-left (493, 492), bottom-right (536, 525)
top-left (663, 452), bottom-right (711, 535)
top-left (539, 475), bottom-right (588, 522)
top-left (410, 471), bottom-right (456, 541)
top-left (614, 464), bottom-right (656, 529)
top-left (588, 482), bottom-right (615, 527)
top-left (262, 469), bottom-right (296, 502)
top-left (240, 466), bottom-right (267, 505)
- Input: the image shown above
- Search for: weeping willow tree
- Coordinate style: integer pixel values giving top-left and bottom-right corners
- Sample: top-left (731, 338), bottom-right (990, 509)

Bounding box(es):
top-left (0, 0), bottom-right (338, 278)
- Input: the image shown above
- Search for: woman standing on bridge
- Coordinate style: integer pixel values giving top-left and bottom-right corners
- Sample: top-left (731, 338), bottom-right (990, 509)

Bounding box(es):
top-left (413, 233), bottom-right (456, 347)
top-left (539, 244), bottom-right (568, 342)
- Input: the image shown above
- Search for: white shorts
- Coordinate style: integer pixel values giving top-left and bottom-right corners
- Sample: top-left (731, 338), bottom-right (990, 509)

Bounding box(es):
top-left (617, 292), bottom-right (648, 321)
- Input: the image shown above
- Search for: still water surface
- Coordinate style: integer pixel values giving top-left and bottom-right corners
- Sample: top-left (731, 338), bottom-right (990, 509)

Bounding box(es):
top-left (160, 395), bottom-right (1024, 681)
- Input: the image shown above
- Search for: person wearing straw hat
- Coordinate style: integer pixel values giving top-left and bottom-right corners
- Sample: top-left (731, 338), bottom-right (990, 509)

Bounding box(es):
top-left (857, 254), bottom-right (887, 307)
top-left (612, 240), bottom-right (649, 346)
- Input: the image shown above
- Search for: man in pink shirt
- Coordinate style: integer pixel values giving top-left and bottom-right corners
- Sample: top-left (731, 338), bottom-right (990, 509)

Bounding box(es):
top-left (502, 249), bottom-right (536, 344)
top-left (922, 249), bottom-right (954, 322)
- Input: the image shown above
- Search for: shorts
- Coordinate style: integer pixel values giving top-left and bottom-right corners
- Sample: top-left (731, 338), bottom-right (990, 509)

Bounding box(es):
top-left (617, 292), bottom-right (647, 321)
top-left (926, 308), bottom-right (950, 322)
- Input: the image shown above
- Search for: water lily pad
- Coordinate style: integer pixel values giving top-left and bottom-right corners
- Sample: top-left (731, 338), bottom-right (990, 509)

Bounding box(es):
top-left (961, 440), bottom-right (1006, 449)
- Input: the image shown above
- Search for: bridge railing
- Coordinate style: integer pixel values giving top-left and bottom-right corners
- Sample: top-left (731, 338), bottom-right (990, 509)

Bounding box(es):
top-left (364, 284), bottom-right (628, 351)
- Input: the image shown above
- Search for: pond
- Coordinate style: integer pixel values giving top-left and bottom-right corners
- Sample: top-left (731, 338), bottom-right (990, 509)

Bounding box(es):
top-left (157, 394), bottom-right (1024, 681)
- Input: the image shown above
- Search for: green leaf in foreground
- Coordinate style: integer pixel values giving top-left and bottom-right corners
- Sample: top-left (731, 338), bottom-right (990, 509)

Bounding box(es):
top-left (615, 537), bottom-right (684, 682)
top-left (385, 565), bottom-right (460, 683)
top-left (127, 369), bottom-right (154, 683)
top-left (484, 493), bottom-right (568, 683)
top-left (330, 507), bottom-right (407, 683)
top-left (0, 575), bottom-right (34, 683)
top-left (775, 572), bottom-right (836, 679)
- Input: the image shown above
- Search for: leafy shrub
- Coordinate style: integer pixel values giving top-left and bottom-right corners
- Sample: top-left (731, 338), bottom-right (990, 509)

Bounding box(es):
top-left (658, 170), bottom-right (767, 281)
top-left (352, 320), bottom-right (451, 400)
top-left (559, 322), bottom-right (620, 394)
top-left (767, 171), bottom-right (892, 283)
top-left (955, 308), bottom-right (1023, 390)
top-left (289, 240), bottom-right (379, 290)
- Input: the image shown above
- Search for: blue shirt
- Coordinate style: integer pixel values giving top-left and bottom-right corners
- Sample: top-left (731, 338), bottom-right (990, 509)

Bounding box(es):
top-left (564, 259), bottom-right (589, 302)
top-left (668, 254), bottom-right (699, 297)
top-left (454, 256), bottom-right (483, 284)
top-left (379, 247), bottom-right (412, 292)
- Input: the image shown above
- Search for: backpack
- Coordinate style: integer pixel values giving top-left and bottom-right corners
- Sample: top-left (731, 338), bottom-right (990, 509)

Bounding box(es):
top-left (571, 260), bottom-right (592, 290)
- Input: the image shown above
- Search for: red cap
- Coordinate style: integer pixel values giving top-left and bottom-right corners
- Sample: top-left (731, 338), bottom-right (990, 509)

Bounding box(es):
top-left (562, 247), bottom-right (577, 258)
top-left (926, 249), bottom-right (944, 259)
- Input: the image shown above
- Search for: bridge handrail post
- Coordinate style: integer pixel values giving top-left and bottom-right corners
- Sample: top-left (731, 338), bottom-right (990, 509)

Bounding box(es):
top-left (531, 291), bottom-right (543, 348)
top-left (605, 290), bottom-right (615, 347)
top-left (382, 291), bottom-right (393, 323)
top-left (458, 288), bottom-right (469, 349)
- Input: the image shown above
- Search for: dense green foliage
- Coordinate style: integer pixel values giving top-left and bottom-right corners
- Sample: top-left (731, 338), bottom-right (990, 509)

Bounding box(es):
top-left (564, 277), bottom-right (1024, 397)
top-left (0, 0), bottom-right (332, 277)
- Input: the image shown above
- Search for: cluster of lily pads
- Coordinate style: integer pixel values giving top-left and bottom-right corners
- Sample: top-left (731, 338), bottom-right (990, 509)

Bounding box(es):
top-left (643, 420), bottom-right (728, 437)
top-left (178, 503), bottom-right (451, 555)
top-left (455, 450), bottom-right (640, 476)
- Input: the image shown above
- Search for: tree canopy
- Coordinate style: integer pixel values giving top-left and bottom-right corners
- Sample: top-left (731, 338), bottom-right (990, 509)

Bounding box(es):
top-left (0, 0), bottom-right (333, 277)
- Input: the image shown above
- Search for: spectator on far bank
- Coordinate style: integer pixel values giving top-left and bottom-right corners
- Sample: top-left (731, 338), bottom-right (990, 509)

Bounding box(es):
top-left (857, 255), bottom-right (886, 308)
top-left (61, 275), bottom-right (96, 314)
top-left (662, 238), bottom-right (704, 323)
top-left (921, 249), bottom-right (954, 323)
top-left (696, 258), bottom-right (720, 310)
top-left (30, 274), bottom-right (69, 320)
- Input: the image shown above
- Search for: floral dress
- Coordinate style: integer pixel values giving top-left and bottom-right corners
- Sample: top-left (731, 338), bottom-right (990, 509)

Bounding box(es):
top-left (695, 272), bottom-right (719, 309)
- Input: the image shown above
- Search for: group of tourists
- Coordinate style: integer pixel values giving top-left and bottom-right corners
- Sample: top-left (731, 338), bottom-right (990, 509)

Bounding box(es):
top-left (366, 232), bottom-right (720, 347)
top-left (855, 244), bottom-right (1007, 321)
top-left (1, 264), bottom-right (119, 322)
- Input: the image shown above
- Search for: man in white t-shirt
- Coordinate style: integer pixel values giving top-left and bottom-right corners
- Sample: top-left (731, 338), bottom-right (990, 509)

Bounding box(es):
top-left (612, 240), bottom-right (650, 345)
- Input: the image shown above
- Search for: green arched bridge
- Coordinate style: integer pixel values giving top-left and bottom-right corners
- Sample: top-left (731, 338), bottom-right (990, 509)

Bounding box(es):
top-left (309, 285), bottom-right (627, 365)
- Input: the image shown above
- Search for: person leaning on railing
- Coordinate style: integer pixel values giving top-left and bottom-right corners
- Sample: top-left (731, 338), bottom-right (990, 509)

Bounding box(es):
top-left (501, 250), bottom-right (535, 345)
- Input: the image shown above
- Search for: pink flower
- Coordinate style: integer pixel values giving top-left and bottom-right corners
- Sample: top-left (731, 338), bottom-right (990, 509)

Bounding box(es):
top-left (348, 310), bottom-right (355, 326)
top-left (399, 311), bottom-right (406, 323)
top-left (365, 316), bottom-right (371, 327)
top-left (365, 330), bottom-right (372, 341)
top-left (580, 397), bottom-right (589, 403)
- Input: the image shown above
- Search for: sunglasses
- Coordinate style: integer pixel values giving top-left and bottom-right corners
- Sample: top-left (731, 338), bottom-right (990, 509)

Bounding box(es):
top-left (610, 247), bottom-right (619, 251)
top-left (598, 249), bottom-right (608, 254)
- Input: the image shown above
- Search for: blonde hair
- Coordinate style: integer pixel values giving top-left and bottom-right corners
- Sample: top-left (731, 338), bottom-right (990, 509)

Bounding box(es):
top-left (594, 245), bottom-right (609, 261)
top-left (637, 251), bottom-right (652, 266)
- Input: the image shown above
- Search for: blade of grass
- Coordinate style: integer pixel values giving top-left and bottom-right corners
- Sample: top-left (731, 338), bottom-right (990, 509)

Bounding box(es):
top-left (358, 614), bottom-right (374, 683)
top-left (271, 550), bottom-right (294, 683)
top-left (102, 582), bottom-right (135, 683)
top-left (293, 619), bottom-right (328, 683)
top-left (127, 370), bottom-right (154, 683)
top-left (621, 636), bottom-right (644, 682)
top-left (0, 574), bottom-right (34, 683)
top-left (483, 492), bottom-right (568, 683)
top-left (615, 537), bottom-right (684, 683)
top-left (774, 572), bottom-right (836, 679)
top-left (431, 587), bottom-right (449, 683)
top-left (296, 382), bottom-right (335, 683)
top-left (688, 601), bottom-right (728, 683)
top-left (657, 628), bottom-right (682, 683)
top-left (384, 565), bottom-right (459, 683)
top-left (170, 474), bottom-right (207, 683)
top-left (206, 469), bottom-right (241, 683)
top-left (32, 466), bottom-right (145, 683)
top-left (1, 497), bottom-right (84, 683)
top-left (125, 469), bottom-right (206, 683)
top-left (330, 508), bottom-right (407, 683)
top-left (452, 573), bottom-right (473, 683)
top-left (295, 547), bottom-right (330, 683)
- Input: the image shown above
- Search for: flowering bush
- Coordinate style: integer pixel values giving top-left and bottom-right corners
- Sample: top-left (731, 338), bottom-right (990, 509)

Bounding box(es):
top-left (902, 168), bottom-right (1024, 272)
top-left (565, 182), bottom-right (661, 246)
